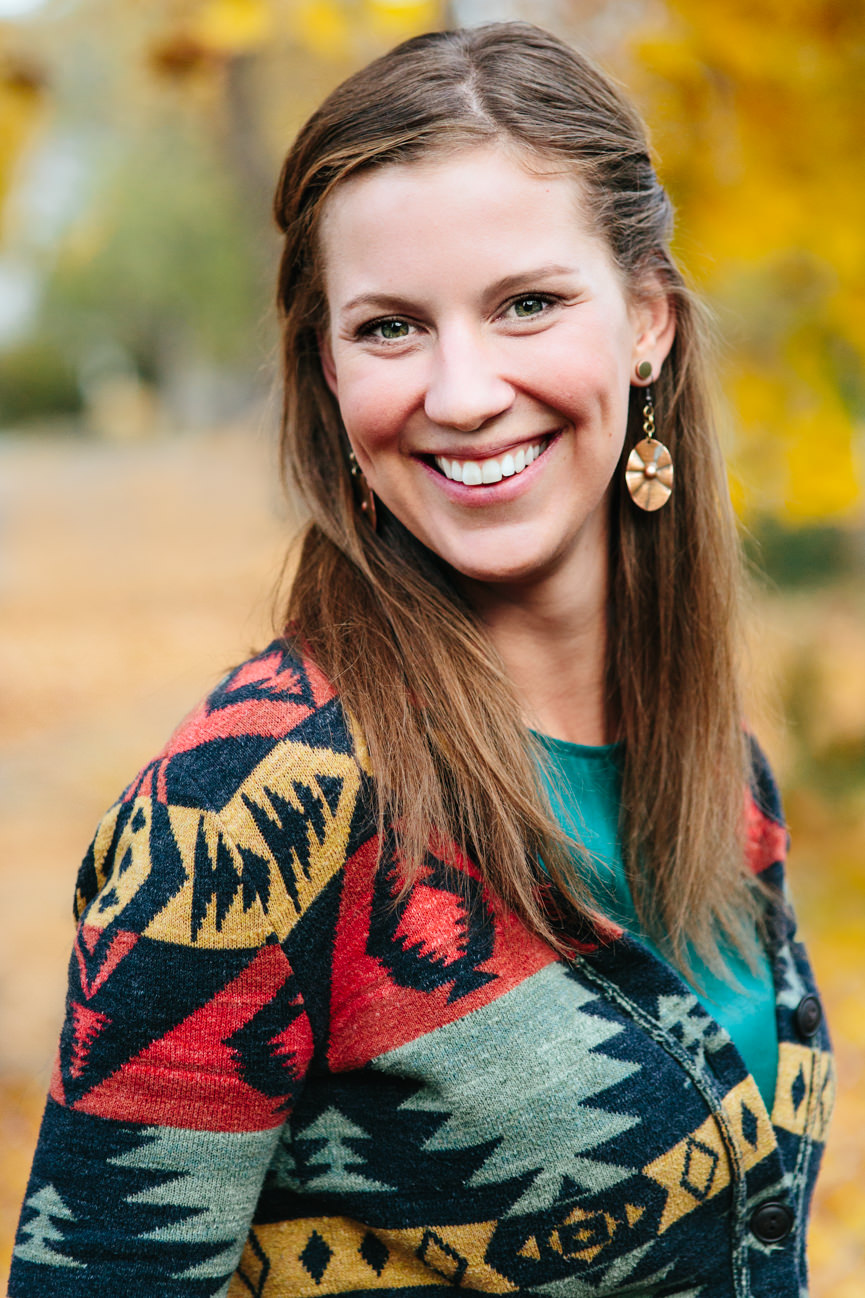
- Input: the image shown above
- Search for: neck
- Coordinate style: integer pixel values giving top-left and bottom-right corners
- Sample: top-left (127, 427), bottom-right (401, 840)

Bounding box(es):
top-left (460, 539), bottom-right (610, 747)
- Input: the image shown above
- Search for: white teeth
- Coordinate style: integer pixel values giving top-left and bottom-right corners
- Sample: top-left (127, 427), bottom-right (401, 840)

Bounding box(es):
top-left (433, 437), bottom-right (549, 488)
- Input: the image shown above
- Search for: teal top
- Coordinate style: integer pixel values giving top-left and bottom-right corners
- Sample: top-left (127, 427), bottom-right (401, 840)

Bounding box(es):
top-left (535, 732), bottom-right (779, 1112)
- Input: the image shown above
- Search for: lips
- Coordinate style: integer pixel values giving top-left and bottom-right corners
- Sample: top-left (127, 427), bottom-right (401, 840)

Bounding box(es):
top-left (433, 436), bottom-right (551, 487)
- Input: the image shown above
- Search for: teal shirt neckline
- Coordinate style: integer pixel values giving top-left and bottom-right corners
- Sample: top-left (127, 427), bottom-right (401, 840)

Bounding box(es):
top-left (534, 731), bottom-right (779, 1111)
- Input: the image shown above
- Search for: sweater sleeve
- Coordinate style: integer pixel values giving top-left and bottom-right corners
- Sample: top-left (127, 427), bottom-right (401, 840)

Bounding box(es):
top-left (9, 774), bottom-right (315, 1298)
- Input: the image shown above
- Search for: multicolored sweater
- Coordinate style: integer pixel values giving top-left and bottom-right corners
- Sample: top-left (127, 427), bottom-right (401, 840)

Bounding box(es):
top-left (10, 639), bottom-right (833, 1297)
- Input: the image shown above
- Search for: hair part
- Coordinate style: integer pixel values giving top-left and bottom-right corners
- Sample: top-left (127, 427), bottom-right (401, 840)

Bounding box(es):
top-left (273, 21), bottom-right (762, 975)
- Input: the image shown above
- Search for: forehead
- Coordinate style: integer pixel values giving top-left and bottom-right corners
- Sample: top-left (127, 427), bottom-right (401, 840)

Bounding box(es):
top-left (318, 144), bottom-right (614, 296)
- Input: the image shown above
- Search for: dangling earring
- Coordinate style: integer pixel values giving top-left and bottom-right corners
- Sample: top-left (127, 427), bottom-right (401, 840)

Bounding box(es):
top-left (348, 446), bottom-right (378, 532)
top-left (625, 362), bottom-right (674, 511)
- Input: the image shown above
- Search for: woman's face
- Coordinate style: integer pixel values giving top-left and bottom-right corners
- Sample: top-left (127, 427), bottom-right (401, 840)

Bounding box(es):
top-left (319, 144), bottom-right (673, 591)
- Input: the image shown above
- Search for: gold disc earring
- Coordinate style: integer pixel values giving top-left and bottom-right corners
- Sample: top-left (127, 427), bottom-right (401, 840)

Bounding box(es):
top-left (625, 364), bottom-right (674, 512)
top-left (348, 447), bottom-right (378, 531)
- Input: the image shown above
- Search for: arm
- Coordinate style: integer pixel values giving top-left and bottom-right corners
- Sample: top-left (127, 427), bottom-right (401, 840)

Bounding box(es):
top-left (9, 776), bottom-right (314, 1297)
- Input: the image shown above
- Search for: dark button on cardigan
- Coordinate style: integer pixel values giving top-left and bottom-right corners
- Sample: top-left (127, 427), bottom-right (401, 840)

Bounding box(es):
top-left (794, 993), bottom-right (823, 1039)
top-left (750, 1201), bottom-right (795, 1244)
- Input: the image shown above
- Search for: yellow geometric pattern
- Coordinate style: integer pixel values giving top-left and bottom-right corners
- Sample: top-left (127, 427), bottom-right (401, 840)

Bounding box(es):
top-left (771, 1042), bottom-right (835, 1143)
top-left (142, 804), bottom-right (275, 949)
top-left (643, 1076), bottom-right (775, 1234)
top-left (548, 1204), bottom-right (632, 1266)
top-left (219, 740), bottom-right (361, 942)
top-left (517, 1235), bottom-right (541, 1261)
top-left (78, 796), bottom-right (151, 929)
top-left (228, 1215), bottom-right (517, 1297)
top-left (79, 739), bottom-right (361, 948)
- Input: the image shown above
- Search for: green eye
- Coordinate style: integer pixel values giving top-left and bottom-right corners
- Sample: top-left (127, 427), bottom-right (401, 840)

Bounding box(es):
top-left (377, 319), bottom-right (410, 339)
top-left (512, 296), bottom-right (548, 318)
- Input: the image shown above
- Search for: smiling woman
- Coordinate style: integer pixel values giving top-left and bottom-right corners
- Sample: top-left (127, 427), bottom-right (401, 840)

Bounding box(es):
top-left (10, 21), bottom-right (833, 1298)
top-left (318, 147), bottom-right (673, 597)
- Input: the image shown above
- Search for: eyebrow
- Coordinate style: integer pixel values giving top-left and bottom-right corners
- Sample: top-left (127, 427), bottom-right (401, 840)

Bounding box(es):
top-left (338, 264), bottom-right (580, 319)
top-left (340, 292), bottom-right (418, 318)
top-left (485, 265), bottom-right (580, 298)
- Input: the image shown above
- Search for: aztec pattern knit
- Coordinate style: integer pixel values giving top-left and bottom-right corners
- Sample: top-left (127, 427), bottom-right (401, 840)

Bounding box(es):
top-left (10, 639), bottom-right (834, 1298)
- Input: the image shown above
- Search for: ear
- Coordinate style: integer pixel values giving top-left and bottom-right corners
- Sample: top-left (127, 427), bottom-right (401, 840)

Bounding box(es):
top-left (629, 277), bottom-right (676, 380)
top-left (318, 330), bottom-right (339, 397)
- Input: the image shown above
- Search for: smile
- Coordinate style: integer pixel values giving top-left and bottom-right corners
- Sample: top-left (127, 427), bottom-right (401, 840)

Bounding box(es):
top-left (433, 437), bottom-right (551, 487)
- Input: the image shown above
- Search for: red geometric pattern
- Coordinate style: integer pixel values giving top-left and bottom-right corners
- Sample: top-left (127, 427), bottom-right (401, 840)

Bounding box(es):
top-left (69, 1003), bottom-right (111, 1079)
top-left (327, 835), bottom-right (558, 1072)
top-left (75, 926), bottom-right (138, 999)
top-left (745, 788), bottom-right (789, 875)
top-left (61, 945), bottom-right (311, 1132)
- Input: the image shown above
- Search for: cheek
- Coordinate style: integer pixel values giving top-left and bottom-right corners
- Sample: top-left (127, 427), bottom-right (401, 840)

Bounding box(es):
top-left (342, 402), bottom-right (404, 468)
top-left (333, 359), bottom-right (420, 453)
top-left (530, 342), bottom-right (628, 424)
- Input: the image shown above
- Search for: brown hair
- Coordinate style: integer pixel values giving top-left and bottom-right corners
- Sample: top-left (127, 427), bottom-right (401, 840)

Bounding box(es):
top-left (273, 22), bottom-right (760, 973)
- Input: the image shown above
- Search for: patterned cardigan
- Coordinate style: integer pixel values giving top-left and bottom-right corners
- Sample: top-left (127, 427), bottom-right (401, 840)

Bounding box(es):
top-left (10, 639), bottom-right (833, 1298)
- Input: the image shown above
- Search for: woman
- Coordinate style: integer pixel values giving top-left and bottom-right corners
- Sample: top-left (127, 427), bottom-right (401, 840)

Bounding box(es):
top-left (11, 22), bottom-right (832, 1298)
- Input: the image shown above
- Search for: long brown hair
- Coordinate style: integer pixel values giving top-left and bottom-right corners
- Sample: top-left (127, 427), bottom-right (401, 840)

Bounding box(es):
top-left (273, 22), bottom-right (760, 973)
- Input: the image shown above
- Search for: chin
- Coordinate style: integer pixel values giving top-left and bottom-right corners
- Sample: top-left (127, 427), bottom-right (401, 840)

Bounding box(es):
top-left (444, 550), bottom-right (556, 588)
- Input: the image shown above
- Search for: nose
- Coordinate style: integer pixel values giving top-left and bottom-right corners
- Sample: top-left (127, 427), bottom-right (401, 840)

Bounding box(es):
top-left (423, 329), bottom-right (515, 432)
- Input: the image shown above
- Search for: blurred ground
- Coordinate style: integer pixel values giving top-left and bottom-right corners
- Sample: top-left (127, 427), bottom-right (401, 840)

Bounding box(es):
top-left (1, 425), bottom-right (864, 1292)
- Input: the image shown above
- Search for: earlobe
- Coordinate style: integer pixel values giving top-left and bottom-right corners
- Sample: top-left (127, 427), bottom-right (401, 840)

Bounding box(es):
top-left (318, 332), bottom-right (339, 397)
top-left (631, 286), bottom-right (676, 378)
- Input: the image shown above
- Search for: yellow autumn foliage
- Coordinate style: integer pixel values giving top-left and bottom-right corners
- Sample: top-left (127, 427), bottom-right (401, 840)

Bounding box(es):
top-left (193, 0), bottom-right (272, 51)
top-left (364, 0), bottom-right (441, 42)
top-left (292, 0), bottom-right (352, 59)
top-left (628, 0), bottom-right (865, 524)
top-left (151, 0), bottom-right (442, 65)
top-left (287, 0), bottom-right (441, 59)
top-left (0, 37), bottom-right (44, 216)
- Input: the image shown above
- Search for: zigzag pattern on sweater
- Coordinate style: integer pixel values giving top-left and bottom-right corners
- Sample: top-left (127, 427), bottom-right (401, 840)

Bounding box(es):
top-left (10, 639), bottom-right (833, 1298)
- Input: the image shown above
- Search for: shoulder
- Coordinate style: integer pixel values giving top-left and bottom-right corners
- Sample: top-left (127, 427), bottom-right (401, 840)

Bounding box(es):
top-left (75, 638), bottom-right (372, 946)
top-left (135, 637), bottom-right (360, 809)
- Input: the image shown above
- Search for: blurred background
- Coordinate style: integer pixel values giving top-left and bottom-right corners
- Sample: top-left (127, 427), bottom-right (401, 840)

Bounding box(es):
top-left (1, 0), bottom-right (863, 1290)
